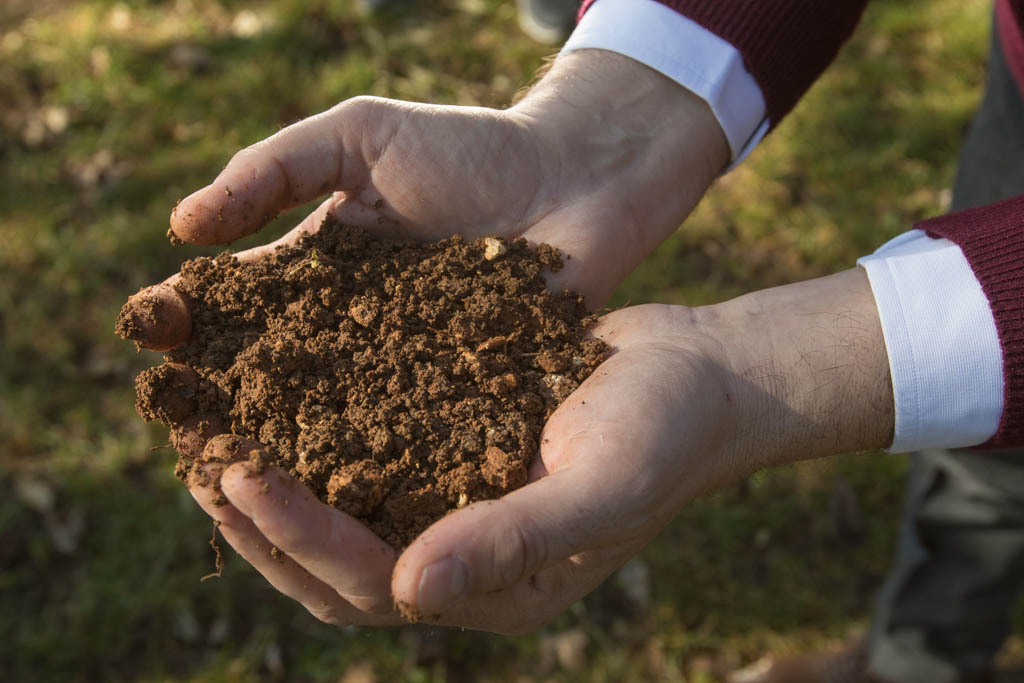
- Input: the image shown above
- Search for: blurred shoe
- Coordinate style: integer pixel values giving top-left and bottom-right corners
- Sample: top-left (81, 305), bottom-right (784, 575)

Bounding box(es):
top-left (728, 640), bottom-right (994, 683)
top-left (727, 640), bottom-right (880, 683)
top-left (356, 0), bottom-right (408, 17)
top-left (516, 0), bottom-right (579, 44)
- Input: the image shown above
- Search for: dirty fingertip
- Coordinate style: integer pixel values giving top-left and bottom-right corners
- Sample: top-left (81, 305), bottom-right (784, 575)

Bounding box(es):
top-left (170, 415), bottom-right (227, 459)
top-left (170, 182), bottom-right (272, 245)
top-left (115, 283), bottom-right (191, 351)
top-left (201, 434), bottom-right (261, 462)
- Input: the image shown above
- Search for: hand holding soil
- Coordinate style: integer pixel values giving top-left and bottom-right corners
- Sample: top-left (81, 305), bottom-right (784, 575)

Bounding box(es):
top-left (122, 234), bottom-right (743, 632)
top-left (162, 50), bottom-right (728, 309)
top-left (124, 220), bottom-right (609, 549)
top-left (117, 51), bottom-right (738, 632)
top-left (183, 304), bottom-right (743, 633)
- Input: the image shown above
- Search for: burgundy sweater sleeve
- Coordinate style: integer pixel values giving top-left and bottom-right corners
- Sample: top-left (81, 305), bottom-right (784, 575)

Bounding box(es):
top-left (579, 0), bottom-right (869, 126)
top-left (918, 194), bottom-right (1024, 448)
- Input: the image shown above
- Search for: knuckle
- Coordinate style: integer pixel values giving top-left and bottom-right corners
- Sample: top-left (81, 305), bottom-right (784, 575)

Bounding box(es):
top-left (228, 145), bottom-right (262, 168)
top-left (345, 592), bottom-right (393, 615)
top-left (263, 494), bottom-right (331, 557)
top-left (493, 514), bottom-right (548, 587)
top-left (267, 521), bottom-right (317, 558)
top-left (336, 95), bottom-right (383, 119)
top-left (306, 602), bottom-right (347, 627)
top-left (529, 564), bottom-right (568, 600)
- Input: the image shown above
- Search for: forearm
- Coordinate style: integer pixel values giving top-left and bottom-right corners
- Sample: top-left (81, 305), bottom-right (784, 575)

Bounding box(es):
top-left (508, 43), bottom-right (896, 467)
top-left (696, 268), bottom-right (894, 472)
top-left (511, 49), bottom-right (729, 266)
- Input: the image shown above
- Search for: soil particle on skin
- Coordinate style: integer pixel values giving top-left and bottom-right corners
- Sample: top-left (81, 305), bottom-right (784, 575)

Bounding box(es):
top-left (166, 225), bottom-right (186, 246)
top-left (395, 599), bottom-right (423, 624)
top-left (128, 217), bottom-right (607, 548)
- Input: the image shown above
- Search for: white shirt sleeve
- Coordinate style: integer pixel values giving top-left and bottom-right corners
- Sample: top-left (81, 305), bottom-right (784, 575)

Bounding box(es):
top-left (858, 230), bottom-right (1004, 452)
top-left (560, 0), bottom-right (769, 166)
top-left (561, 1), bottom-right (1005, 451)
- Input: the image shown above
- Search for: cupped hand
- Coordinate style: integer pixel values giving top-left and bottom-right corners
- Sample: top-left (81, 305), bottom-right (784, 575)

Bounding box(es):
top-left (175, 268), bottom-right (893, 634)
top-left (156, 49), bottom-right (726, 308)
top-left (121, 49), bottom-right (734, 633)
top-left (187, 304), bottom-right (746, 634)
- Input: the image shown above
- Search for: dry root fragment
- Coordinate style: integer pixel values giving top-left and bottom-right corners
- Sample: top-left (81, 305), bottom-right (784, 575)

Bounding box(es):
top-left (476, 336), bottom-right (510, 352)
top-left (200, 520), bottom-right (225, 581)
top-left (535, 351), bottom-right (568, 373)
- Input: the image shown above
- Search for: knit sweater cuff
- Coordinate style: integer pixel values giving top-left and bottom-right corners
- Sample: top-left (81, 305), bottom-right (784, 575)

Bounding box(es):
top-left (998, 0), bottom-right (1024, 95)
top-left (920, 193), bottom-right (1024, 448)
top-left (580, 0), bottom-right (868, 125)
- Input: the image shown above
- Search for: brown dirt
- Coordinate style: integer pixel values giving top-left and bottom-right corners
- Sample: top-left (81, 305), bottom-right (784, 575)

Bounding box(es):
top-left (125, 218), bottom-right (607, 548)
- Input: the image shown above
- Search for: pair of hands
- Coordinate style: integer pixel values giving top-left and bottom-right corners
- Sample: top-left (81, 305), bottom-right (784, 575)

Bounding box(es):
top-left (128, 51), bottom-right (893, 634)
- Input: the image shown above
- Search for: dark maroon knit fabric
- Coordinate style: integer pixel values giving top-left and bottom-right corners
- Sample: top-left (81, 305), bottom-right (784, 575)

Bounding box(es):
top-left (577, 1), bottom-right (1024, 122)
top-left (920, 194), bottom-right (1024, 448)
top-left (573, 1), bottom-right (1024, 446)
top-left (998, 0), bottom-right (1024, 94)
top-left (578, 0), bottom-right (869, 125)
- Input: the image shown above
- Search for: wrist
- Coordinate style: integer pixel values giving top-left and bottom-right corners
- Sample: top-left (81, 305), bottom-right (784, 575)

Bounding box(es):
top-left (694, 269), bottom-right (895, 472)
top-left (511, 48), bottom-right (729, 253)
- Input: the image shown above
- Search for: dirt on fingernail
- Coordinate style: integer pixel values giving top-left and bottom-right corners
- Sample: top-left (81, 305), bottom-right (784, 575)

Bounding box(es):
top-left (129, 217), bottom-right (607, 549)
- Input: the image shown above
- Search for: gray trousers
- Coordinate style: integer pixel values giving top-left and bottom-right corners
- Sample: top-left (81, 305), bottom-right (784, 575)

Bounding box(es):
top-left (868, 28), bottom-right (1024, 683)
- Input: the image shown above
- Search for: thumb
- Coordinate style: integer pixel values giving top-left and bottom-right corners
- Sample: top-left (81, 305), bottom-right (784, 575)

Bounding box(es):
top-left (391, 466), bottom-right (615, 619)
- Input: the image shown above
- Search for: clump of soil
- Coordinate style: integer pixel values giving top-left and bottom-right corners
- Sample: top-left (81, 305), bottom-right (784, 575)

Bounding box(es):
top-left (125, 218), bottom-right (607, 548)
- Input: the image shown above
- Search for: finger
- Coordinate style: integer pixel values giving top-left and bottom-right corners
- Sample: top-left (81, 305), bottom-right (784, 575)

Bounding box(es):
top-left (131, 362), bottom-right (225, 460)
top-left (169, 97), bottom-right (391, 245)
top-left (587, 304), bottom-right (700, 350)
top-left (118, 198), bottom-right (329, 353)
top-left (115, 282), bottom-right (191, 351)
top-left (218, 459), bottom-right (398, 614)
top-left (188, 470), bottom-right (397, 627)
top-left (170, 414), bottom-right (227, 458)
top-left (227, 194), bottom-right (344, 263)
top-left (133, 362), bottom-right (199, 425)
top-left (239, 191), bottom-right (409, 255)
top-left (391, 465), bottom-right (615, 619)
top-left (128, 177), bottom-right (407, 353)
top-left (120, 193), bottom-right (340, 352)
top-left (439, 542), bottom-right (639, 635)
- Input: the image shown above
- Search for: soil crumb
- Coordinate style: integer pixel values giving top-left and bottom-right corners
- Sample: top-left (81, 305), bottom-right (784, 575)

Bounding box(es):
top-left (129, 218), bottom-right (607, 548)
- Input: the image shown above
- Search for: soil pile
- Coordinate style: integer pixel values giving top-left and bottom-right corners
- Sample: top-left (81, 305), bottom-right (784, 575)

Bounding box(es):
top-left (122, 218), bottom-right (607, 548)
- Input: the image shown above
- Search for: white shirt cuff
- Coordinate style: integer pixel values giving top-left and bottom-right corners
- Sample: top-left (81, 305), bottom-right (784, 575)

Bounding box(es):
top-left (561, 0), bottom-right (769, 166)
top-left (858, 230), bottom-right (1003, 452)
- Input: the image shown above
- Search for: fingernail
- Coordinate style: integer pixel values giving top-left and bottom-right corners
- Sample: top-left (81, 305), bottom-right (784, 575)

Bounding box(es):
top-left (417, 556), bottom-right (468, 615)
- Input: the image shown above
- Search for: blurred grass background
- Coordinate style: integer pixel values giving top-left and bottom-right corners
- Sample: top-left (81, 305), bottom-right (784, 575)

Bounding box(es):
top-left (1, 0), bottom-right (1019, 680)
